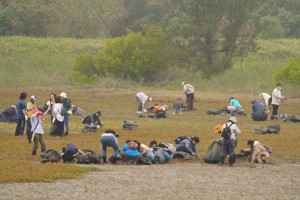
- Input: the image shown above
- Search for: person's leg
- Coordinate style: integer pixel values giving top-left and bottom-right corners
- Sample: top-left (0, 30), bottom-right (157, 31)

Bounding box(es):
top-left (143, 151), bottom-right (155, 161)
top-left (227, 106), bottom-right (237, 112)
top-left (190, 93), bottom-right (194, 110)
top-left (58, 121), bottom-right (64, 137)
top-left (100, 137), bottom-right (108, 158)
top-left (64, 114), bottom-right (69, 136)
top-left (107, 136), bottom-right (119, 158)
top-left (159, 150), bottom-right (173, 161)
top-left (219, 140), bottom-right (228, 164)
top-left (39, 134), bottom-right (46, 152)
top-left (271, 105), bottom-right (279, 120)
top-left (26, 119), bottom-right (31, 137)
top-left (15, 119), bottom-right (22, 136)
top-left (176, 145), bottom-right (187, 153)
top-left (228, 140), bottom-right (235, 166)
top-left (32, 133), bottom-right (39, 155)
top-left (187, 94), bottom-right (192, 110)
top-left (135, 96), bottom-right (142, 112)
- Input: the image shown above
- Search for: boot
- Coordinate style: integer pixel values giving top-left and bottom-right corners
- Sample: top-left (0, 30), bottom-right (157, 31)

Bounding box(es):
top-left (102, 156), bottom-right (106, 164)
top-left (64, 132), bottom-right (68, 136)
top-left (109, 156), bottom-right (117, 164)
top-left (229, 155), bottom-right (235, 167)
top-left (218, 155), bottom-right (225, 166)
top-left (32, 150), bottom-right (36, 155)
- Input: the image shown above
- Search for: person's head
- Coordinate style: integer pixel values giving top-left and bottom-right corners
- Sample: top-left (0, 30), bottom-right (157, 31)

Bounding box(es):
top-left (59, 92), bottom-right (67, 100)
top-left (54, 96), bottom-right (61, 103)
top-left (149, 140), bottom-right (157, 147)
top-left (229, 97), bottom-right (234, 102)
top-left (148, 97), bottom-right (153, 102)
top-left (50, 93), bottom-right (56, 101)
top-left (125, 140), bottom-right (131, 144)
top-left (33, 109), bottom-right (43, 119)
top-left (19, 92), bottom-right (27, 100)
top-left (30, 95), bottom-right (37, 103)
top-left (191, 137), bottom-right (200, 144)
top-left (276, 83), bottom-right (282, 90)
top-left (215, 125), bottom-right (223, 133)
top-left (247, 140), bottom-right (254, 149)
top-left (229, 116), bottom-right (238, 124)
top-left (164, 105), bottom-right (168, 110)
top-left (268, 97), bottom-right (272, 107)
top-left (251, 100), bottom-right (256, 104)
top-left (181, 82), bottom-right (186, 87)
top-left (96, 111), bottom-right (102, 117)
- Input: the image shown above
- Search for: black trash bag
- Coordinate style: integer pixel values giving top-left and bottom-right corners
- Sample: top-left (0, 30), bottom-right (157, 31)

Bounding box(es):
top-left (153, 149), bottom-right (166, 164)
top-left (122, 120), bottom-right (138, 130)
top-left (173, 151), bottom-right (191, 160)
top-left (76, 152), bottom-right (102, 164)
top-left (82, 124), bottom-right (97, 133)
top-left (254, 124), bottom-right (280, 134)
top-left (252, 110), bottom-right (268, 121)
top-left (136, 156), bottom-right (152, 165)
top-left (40, 149), bottom-right (61, 163)
top-left (204, 140), bottom-right (222, 164)
top-left (147, 104), bottom-right (158, 113)
top-left (155, 110), bottom-right (166, 119)
top-left (3, 107), bottom-right (16, 116)
top-left (82, 149), bottom-right (96, 155)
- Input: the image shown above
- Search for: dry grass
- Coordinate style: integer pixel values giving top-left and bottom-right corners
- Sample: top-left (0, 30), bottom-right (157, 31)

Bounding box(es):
top-left (0, 88), bottom-right (299, 183)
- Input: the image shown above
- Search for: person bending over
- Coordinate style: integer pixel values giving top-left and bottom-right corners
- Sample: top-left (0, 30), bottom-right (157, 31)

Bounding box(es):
top-left (176, 136), bottom-right (201, 160)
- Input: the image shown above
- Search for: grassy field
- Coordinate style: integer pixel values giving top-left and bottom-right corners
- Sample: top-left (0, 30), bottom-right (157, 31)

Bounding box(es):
top-left (0, 88), bottom-right (299, 183)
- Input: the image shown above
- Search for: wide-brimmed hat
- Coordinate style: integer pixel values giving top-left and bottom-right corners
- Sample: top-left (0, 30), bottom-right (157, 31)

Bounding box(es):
top-left (229, 116), bottom-right (238, 123)
top-left (181, 82), bottom-right (186, 85)
top-left (31, 95), bottom-right (37, 101)
top-left (59, 92), bottom-right (67, 99)
top-left (215, 125), bottom-right (223, 133)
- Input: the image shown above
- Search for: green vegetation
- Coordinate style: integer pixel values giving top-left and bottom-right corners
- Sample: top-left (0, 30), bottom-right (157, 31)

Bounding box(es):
top-left (0, 89), bottom-right (299, 183)
top-left (274, 56), bottom-right (300, 86)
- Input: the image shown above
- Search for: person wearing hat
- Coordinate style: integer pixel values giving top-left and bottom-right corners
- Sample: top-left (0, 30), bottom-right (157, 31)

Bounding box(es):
top-left (100, 129), bottom-right (119, 164)
top-left (59, 92), bottom-right (71, 136)
top-left (61, 144), bottom-right (84, 163)
top-left (227, 97), bottom-right (242, 112)
top-left (135, 92), bottom-right (152, 113)
top-left (218, 116), bottom-right (241, 166)
top-left (31, 109), bottom-right (46, 155)
top-left (82, 111), bottom-right (104, 127)
top-left (26, 95), bottom-right (37, 143)
top-left (181, 82), bottom-right (194, 110)
top-left (15, 92), bottom-right (27, 136)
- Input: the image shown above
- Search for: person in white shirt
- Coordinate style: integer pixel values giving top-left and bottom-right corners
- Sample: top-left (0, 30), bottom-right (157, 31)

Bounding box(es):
top-left (271, 84), bottom-right (285, 120)
top-left (258, 93), bottom-right (272, 112)
top-left (31, 109), bottom-right (46, 155)
top-left (50, 96), bottom-right (64, 137)
top-left (182, 82), bottom-right (195, 110)
top-left (135, 92), bottom-right (152, 113)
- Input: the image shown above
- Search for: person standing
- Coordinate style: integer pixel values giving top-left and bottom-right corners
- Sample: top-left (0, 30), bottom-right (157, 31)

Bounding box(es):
top-left (135, 92), bottom-right (152, 113)
top-left (45, 93), bottom-right (56, 121)
top-left (100, 129), bottom-right (119, 164)
top-left (173, 98), bottom-right (183, 114)
top-left (258, 93), bottom-right (272, 112)
top-left (51, 96), bottom-right (64, 137)
top-left (271, 84), bottom-right (285, 120)
top-left (15, 92), bottom-right (27, 136)
top-left (59, 92), bottom-right (71, 136)
top-left (182, 82), bottom-right (194, 110)
top-left (26, 95), bottom-right (37, 143)
top-left (31, 109), bottom-right (46, 155)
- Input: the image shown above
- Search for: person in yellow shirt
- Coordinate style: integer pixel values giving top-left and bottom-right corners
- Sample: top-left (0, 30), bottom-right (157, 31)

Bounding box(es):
top-left (26, 95), bottom-right (37, 143)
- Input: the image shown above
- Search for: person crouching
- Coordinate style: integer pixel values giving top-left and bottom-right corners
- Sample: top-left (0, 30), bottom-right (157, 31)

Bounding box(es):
top-left (31, 109), bottom-right (46, 155)
top-left (247, 140), bottom-right (270, 164)
top-left (100, 129), bottom-right (119, 164)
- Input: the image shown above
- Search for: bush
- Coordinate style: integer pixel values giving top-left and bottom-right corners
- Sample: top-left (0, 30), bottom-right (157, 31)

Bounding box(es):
top-left (71, 54), bottom-right (99, 83)
top-left (259, 15), bottom-right (285, 39)
top-left (274, 56), bottom-right (300, 86)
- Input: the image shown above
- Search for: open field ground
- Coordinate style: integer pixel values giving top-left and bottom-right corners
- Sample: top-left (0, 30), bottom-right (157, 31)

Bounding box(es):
top-left (0, 88), bottom-right (299, 187)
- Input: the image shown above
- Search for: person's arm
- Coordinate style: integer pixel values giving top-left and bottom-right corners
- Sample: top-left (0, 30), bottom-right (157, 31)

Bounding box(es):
top-left (96, 116), bottom-right (101, 125)
top-left (251, 147), bottom-right (259, 162)
top-left (78, 150), bottom-right (84, 155)
top-left (140, 144), bottom-right (150, 155)
top-left (183, 86), bottom-right (188, 94)
top-left (90, 114), bottom-right (95, 125)
top-left (184, 140), bottom-right (193, 154)
top-left (27, 102), bottom-right (33, 111)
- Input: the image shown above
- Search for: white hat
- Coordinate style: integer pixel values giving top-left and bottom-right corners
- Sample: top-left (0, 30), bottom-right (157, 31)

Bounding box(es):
top-left (229, 116), bottom-right (238, 123)
top-left (181, 82), bottom-right (186, 85)
top-left (59, 92), bottom-right (67, 99)
top-left (30, 95), bottom-right (37, 101)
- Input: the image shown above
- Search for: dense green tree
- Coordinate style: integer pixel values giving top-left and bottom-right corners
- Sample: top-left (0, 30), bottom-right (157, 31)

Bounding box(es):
top-left (274, 56), bottom-right (300, 86)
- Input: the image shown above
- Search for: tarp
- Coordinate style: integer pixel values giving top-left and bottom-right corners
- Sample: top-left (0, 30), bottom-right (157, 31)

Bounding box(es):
top-left (1, 107), bottom-right (17, 122)
top-left (204, 140), bottom-right (222, 164)
top-left (253, 124), bottom-right (280, 134)
top-left (72, 105), bottom-right (86, 116)
top-left (40, 149), bottom-right (61, 163)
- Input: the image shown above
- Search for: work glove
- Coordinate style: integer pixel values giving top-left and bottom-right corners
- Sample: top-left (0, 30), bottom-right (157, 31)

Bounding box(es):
top-left (96, 125), bottom-right (100, 129)
top-left (25, 115), bottom-right (28, 121)
top-left (52, 118), bottom-right (55, 123)
top-left (143, 109), bottom-right (147, 113)
top-left (191, 152), bottom-right (196, 156)
top-left (197, 156), bottom-right (202, 160)
top-left (44, 112), bottom-right (48, 115)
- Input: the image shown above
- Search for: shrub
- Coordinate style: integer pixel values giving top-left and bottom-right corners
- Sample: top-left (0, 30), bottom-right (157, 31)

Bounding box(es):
top-left (71, 54), bottom-right (98, 83)
top-left (274, 56), bottom-right (300, 86)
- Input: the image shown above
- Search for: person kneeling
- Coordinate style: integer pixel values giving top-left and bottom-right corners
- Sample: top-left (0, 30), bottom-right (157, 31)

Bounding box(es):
top-left (61, 144), bottom-right (84, 163)
top-left (175, 136), bottom-right (201, 160)
top-left (82, 111), bottom-right (104, 132)
top-left (247, 140), bottom-right (270, 164)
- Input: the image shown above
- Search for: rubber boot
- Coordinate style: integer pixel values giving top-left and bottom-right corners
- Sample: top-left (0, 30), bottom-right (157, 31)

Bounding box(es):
top-left (109, 156), bottom-right (117, 164)
top-left (218, 155), bottom-right (225, 166)
top-left (102, 156), bottom-right (106, 164)
top-left (64, 132), bottom-right (68, 137)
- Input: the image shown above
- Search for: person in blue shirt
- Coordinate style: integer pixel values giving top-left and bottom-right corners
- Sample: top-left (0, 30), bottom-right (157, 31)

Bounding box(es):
top-left (227, 97), bottom-right (242, 112)
top-left (120, 140), bottom-right (140, 158)
top-left (15, 92), bottom-right (27, 136)
top-left (251, 101), bottom-right (266, 114)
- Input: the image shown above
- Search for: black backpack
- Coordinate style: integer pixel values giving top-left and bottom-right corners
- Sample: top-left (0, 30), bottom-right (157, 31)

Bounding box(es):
top-left (155, 110), bottom-right (166, 118)
top-left (221, 123), bottom-right (233, 139)
top-left (175, 136), bottom-right (187, 144)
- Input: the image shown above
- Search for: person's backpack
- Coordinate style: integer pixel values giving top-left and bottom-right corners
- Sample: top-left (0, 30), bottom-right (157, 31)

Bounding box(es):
top-left (76, 152), bottom-right (102, 164)
top-left (40, 149), bottom-right (61, 163)
top-left (60, 106), bottom-right (68, 116)
top-left (122, 120), bottom-right (138, 130)
top-left (128, 142), bottom-right (139, 150)
top-left (204, 140), bottom-right (222, 164)
top-left (221, 123), bottom-right (233, 139)
top-left (155, 110), bottom-right (166, 119)
top-left (175, 136), bottom-right (187, 144)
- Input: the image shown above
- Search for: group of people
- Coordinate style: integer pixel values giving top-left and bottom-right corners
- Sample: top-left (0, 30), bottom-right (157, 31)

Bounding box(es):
top-left (15, 92), bottom-right (72, 155)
